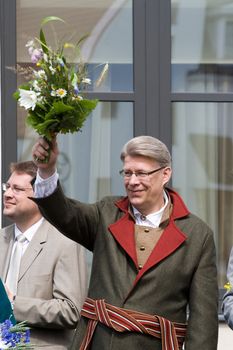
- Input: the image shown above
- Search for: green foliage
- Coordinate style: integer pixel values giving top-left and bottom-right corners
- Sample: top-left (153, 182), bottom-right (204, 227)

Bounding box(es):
top-left (26, 99), bottom-right (98, 140)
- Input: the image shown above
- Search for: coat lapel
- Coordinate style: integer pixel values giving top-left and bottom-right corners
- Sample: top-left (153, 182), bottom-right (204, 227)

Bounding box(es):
top-left (109, 213), bottom-right (137, 267)
top-left (109, 189), bottom-right (190, 284)
top-left (134, 220), bottom-right (187, 284)
top-left (18, 220), bottom-right (48, 281)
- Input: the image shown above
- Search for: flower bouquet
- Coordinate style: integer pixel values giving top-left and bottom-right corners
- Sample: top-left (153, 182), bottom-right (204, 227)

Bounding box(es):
top-left (0, 320), bottom-right (32, 349)
top-left (13, 16), bottom-right (100, 159)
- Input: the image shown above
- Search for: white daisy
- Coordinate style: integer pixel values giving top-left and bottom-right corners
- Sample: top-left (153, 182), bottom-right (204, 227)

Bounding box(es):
top-left (56, 88), bottom-right (67, 98)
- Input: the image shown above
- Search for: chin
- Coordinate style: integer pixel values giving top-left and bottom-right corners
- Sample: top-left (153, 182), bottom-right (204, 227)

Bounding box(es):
top-left (3, 210), bottom-right (13, 218)
top-left (130, 198), bottom-right (143, 208)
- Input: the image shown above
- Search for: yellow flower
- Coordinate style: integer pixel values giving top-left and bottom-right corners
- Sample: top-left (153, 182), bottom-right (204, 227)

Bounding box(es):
top-left (64, 42), bottom-right (75, 49)
top-left (224, 281), bottom-right (232, 291)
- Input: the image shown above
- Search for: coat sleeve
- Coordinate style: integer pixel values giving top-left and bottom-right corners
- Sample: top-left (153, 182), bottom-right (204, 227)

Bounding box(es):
top-left (222, 247), bottom-right (233, 329)
top-left (32, 182), bottom-right (100, 251)
top-left (13, 241), bottom-right (88, 329)
top-left (185, 228), bottom-right (219, 350)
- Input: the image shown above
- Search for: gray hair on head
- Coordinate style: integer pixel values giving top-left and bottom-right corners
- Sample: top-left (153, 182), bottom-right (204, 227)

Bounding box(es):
top-left (120, 135), bottom-right (172, 168)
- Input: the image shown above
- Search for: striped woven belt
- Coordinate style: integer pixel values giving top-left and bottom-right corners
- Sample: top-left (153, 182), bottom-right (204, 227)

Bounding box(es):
top-left (80, 297), bottom-right (187, 350)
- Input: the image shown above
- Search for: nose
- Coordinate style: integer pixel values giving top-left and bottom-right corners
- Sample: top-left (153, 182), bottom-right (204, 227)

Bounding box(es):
top-left (128, 173), bottom-right (140, 184)
top-left (3, 186), bottom-right (13, 196)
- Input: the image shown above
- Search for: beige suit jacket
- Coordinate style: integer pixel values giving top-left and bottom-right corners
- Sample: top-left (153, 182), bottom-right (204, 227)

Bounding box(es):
top-left (0, 219), bottom-right (88, 349)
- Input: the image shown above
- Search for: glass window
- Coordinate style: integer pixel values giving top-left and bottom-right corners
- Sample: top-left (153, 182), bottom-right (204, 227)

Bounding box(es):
top-left (54, 101), bottom-right (133, 201)
top-left (16, 0), bottom-right (133, 93)
top-left (18, 100), bottom-right (133, 201)
top-left (172, 102), bottom-right (233, 288)
top-left (172, 0), bottom-right (233, 92)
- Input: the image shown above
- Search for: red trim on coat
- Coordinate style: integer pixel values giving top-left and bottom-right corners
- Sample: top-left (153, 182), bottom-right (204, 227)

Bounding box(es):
top-left (108, 188), bottom-right (189, 285)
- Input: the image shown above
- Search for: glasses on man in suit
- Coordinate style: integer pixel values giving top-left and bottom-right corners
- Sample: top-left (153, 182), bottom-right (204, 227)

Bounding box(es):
top-left (2, 183), bottom-right (33, 195)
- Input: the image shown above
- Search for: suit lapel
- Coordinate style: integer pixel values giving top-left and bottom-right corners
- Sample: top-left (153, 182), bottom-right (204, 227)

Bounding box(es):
top-left (18, 220), bottom-right (48, 281)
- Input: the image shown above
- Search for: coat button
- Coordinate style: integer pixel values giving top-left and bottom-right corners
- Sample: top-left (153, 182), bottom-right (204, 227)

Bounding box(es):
top-left (140, 246), bottom-right (145, 251)
top-left (144, 228), bottom-right (149, 233)
top-left (138, 264), bottom-right (143, 269)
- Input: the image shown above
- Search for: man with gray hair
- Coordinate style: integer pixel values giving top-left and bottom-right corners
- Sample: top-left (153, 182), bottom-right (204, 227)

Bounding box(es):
top-left (31, 135), bottom-right (218, 350)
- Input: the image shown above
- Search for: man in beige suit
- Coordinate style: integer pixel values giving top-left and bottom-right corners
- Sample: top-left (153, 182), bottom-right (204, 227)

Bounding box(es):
top-left (0, 161), bottom-right (87, 349)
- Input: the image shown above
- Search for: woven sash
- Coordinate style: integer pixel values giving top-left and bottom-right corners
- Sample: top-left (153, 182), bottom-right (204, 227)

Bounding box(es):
top-left (80, 297), bottom-right (187, 350)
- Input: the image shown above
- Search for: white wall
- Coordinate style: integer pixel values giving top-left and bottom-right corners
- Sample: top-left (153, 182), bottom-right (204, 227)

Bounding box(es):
top-left (218, 323), bottom-right (233, 349)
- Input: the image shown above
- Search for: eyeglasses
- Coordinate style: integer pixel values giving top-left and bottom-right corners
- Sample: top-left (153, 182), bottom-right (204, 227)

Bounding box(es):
top-left (2, 183), bottom-right (33, 195)
top-left (119, 166), bottom-right (165, 179)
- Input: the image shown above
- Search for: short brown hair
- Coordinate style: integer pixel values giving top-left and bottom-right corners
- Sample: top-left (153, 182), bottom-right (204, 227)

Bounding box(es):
top-left (10, 161), bottom-right (38, 179)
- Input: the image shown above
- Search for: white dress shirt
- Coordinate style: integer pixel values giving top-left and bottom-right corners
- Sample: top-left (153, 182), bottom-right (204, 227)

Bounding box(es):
top-left (132, 190), bottom-right (169, 228)
top-left (13, 217), bottom-right (44, 255)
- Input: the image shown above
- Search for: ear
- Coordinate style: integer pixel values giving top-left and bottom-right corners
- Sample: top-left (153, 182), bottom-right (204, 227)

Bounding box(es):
top-left (162, 167), bottom-right (172, 186)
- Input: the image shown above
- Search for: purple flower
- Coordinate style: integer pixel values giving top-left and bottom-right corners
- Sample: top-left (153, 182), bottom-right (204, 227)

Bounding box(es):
top-left (30, 48), bottom-right (43, 63)
top-left (73, 83), bottom-right (79, 95)
top-left (0, 319), bottom-right (31, 349)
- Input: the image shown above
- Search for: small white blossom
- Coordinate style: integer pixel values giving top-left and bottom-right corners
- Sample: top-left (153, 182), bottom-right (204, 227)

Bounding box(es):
top-left (50, 90), bottom-right (56, 97)
top-left (18, 89), bottom-right (38, 110)
top-left (32, 80), bottom-right (41, 92)
top-left (57, 57), bottom-right (64, 67)
top-left (56, 88), bottom-right (67, 98)
top-left (82, 78), bottom-right (91, 85)
top-left (25, 40), bottom-right (34, 48)
top-left (37, 95), bottom-right (45, 103)
top-left (34, 69), bottom-right (47, 80)
top-left (43, 53), bottom-right (48, 62)
top-left (0, 339), bottom-right (9, 348)
top-left (25, 40), bottom-right (34, 56)
top-left (49, 65), bottom-right (56, 74)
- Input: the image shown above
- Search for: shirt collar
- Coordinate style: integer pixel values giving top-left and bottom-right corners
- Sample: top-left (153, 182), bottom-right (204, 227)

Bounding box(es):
top-left (14, 217), bottom-right (44, 242)
top-left (132, 190), bottom-right (169, 228)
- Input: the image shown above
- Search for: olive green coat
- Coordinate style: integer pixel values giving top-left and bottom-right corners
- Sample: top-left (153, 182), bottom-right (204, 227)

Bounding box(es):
top-left (34, 185), bottom-right (218, 350)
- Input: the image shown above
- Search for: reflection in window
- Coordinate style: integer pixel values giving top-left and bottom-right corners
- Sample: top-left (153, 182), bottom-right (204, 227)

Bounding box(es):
top-left (16, 0), bottom-right (133, 92)
top-left (172, 0), bottom-right (233, 92)
top-left (172, 102), bottom-right (233, 287)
